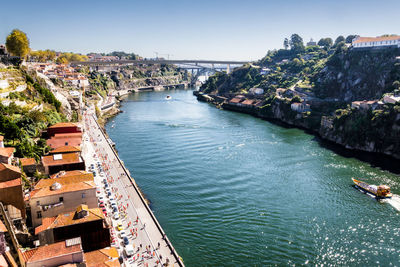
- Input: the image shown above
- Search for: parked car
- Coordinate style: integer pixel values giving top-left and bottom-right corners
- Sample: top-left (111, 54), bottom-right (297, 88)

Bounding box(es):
top-left (117, 222), bottom-right (123, 231)
top-left (125, 244), bottom-right (134, 257)
top-left (119, 230), bottom-right (126, 239)
top-left (123, 236), bottom-right (129, 245)
top-left (113, 213), bottom-right (120, 220)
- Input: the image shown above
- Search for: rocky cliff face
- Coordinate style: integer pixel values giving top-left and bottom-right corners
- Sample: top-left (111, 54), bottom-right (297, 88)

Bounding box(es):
top-left (313, 48), bottom-right (400, 101)
top-left (318, 106), bottom-right (400, 159)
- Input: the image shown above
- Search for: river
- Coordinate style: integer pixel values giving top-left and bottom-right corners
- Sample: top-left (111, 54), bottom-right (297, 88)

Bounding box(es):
top-left (105, 89), bottom-right (400, 266)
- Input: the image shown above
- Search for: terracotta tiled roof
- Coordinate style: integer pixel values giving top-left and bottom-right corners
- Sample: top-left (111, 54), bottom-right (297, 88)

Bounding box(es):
top-left (36, 172), bottom-right (93, 189)
top-left (21, 248), bottom-right (38, 262)
top-left (47, 133), bottom-right (82, 149)
top-left (20, 158), bottom-right (36, 166)
top-left (0, 178), bottom-right (21, 189)
top-left (0, 147), bottom-right (14, 158)
top-left (84, 247), bottom-right (120, 267)
top-left (0, 163), bottom-right (21, 174)
top-left (353, 36), bottom-right (400, 44)
top-left (49, 146), bottom-right (81, 154)
top-left (41, 152), bottom-right (82, 167)
top-left (35, 206), bottom-right (104, 234)
top-left (34, 217), bottom-right (56, 235)
top-left (0, 219), bottom-right (7, 232)
top-left (48, 122), bottom-right (78, 129)
top-left (50, 170), bottom-right (91, 179)
top-left (50, 133), bottom-right (83, 139)
top-left (229, 98), bottom-right (243, 104)
top-left (30, 181), bottom-right (95, 199)
top-left (242, 99), bottom-right (255, 105)
top-left (22, 239), bottom-right (82, 263)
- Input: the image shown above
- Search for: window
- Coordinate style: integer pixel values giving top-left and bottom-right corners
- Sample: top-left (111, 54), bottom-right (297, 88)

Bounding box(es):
top-left (82, 193), bottom-right (85, 198)
top-left (36, 201), bottom-right (40, 206)
top-left (59, 197), bottom-right (63, 202)
top-left (65, 142), bottom-right (68, 146)
top-left (37, 211), bottom-right (42, 219)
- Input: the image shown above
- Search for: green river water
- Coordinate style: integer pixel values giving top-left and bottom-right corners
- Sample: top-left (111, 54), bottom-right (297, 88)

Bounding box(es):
top-left (105, 89), bottom-right (400, 266)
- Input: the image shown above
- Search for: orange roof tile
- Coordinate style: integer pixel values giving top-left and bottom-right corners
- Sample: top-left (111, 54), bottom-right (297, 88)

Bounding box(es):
top-left (34, 217), bottom-right (56, 235)
top-left (229, 98), bottom-right (243, 104)
top-left (35, 172), bottom-right (93, 189)
top-left (0, 147), bottom-right (14, 158)
top-left (48, 122), bottom-right (78, 129)
top-left (22, 240), bottom-right (82, 263)
top-left (0, 163), bottom-right (21, 174)
top-left (0, 178), bottom-right (21, 189)
top-left (20, 158), bottom-right (36, 166)
top-left (353, 36), bottom-right (400, 44)
top-left (51, 133), bottom-right (83, 139)
top-left (49, 146), bottom-right (81, 154)
top-left (242, 99), bottom-right (255, 105)
top-left (35, 207), bottom-right (104, 234)
top-left (50, 170), bottom-right (90, 179)
top-left (42, 152), bottom-right (82, 167)
top-left (84, 247), bottom-right (120, 267)
top-left (0, 219), bottom-right (7, 232)
top-left (30, 181), bottom-right (95, 199)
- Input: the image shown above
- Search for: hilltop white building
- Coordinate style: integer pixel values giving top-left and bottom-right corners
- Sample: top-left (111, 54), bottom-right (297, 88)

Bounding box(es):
top-left (352, 36), bottom-right (400, 49)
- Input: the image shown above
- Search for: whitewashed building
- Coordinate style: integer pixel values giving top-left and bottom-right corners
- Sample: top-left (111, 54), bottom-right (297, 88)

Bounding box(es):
top-left (352, 36), bottom-right (400, 49)
top-left (249, 88), bottom-right (264, 95)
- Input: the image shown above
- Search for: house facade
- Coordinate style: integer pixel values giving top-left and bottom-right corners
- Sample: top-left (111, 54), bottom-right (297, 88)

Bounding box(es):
top-left (20, 158), bottom-right (37, 176)
top-left (20, 237), bottom-right (84, 267)
top-left (41, 152), bottom-right (85, 175)
top-left (29, 179), bottom-right (97, 227)
top-left (46, 122), bottom-right (82, 138)
top-left (352, 36), bottom-right (400, 49)
top-left (35, 205), bottom-right (111, 252)
top-left (0, 163), bottom-right (25, 218)
top-left (0, 147), bottom-right (15, 165)
top-left (291, 102), bottom-right (311, 113)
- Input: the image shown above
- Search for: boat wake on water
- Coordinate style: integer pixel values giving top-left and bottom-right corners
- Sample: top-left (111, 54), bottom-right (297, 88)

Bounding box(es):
top-left (386, 195), bottom-right (400, 211)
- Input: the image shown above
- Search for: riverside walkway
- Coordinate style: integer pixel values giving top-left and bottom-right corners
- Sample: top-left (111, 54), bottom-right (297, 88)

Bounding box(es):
top-left (82, 108), bottom-right (184, 267)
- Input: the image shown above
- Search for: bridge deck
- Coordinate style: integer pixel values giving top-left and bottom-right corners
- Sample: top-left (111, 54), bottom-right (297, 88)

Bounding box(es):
top-left (71, 59), bottom-right (250, 66)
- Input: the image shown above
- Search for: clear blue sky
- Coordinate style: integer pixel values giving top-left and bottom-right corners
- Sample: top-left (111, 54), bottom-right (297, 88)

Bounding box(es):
top-left (2, 0), bottom-right (399, 60)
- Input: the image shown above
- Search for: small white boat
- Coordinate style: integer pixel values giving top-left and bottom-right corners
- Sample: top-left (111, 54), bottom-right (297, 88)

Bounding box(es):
top-left (166, 95), bottom-right (172, 100)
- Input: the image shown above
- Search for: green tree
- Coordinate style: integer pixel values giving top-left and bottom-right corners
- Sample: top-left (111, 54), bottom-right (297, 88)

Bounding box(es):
top-left (334, 36), bottom-right (345, 47)
top-left (345, 35), bottom-right (358, 43)
top-left (291, 95), bottom-right (302, 103)
top-left (318, 38), bottom-right (333, 48)
top-left (289, 34), bottom-right (305, 52)
top-left (56, 55), bottom-right (68, 64)
top-left (5, 29), bottom-right (30, 58)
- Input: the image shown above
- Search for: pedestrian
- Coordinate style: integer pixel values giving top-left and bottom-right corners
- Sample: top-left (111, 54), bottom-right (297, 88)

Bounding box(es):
top-left (140, 243), bottom-right (142, 249)
top-left (157, 242), bottom-right (160, 249)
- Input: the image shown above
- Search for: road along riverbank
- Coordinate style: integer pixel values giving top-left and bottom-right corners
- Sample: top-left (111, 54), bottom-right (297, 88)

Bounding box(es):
top-left (82, 107), bottom-right (184, 267)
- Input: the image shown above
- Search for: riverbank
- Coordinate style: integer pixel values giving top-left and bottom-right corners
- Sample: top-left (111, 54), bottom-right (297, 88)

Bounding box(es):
top-left (194, 91), bottom-right (400, 170)
top-left (84, 108), bottom-right (184, 266)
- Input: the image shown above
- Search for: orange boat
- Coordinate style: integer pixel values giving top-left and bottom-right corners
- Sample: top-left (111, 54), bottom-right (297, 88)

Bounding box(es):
top-left (352, 178), bottom-right (392, 199)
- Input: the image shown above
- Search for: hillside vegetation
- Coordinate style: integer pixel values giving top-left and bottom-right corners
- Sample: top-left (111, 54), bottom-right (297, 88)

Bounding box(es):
top-left (0, 66), bottom-right (66, 160)
top-left (199, 34), bottom-right (400, 158)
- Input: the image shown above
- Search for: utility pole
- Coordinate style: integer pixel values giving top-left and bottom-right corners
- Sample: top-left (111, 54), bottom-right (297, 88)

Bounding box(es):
top-left (154, 52), bottom-right (159, 59)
